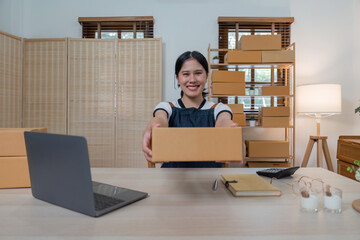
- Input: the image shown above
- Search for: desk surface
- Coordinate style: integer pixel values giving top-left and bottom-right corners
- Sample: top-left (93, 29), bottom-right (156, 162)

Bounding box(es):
top-left (1, 168), bottom-right (359, 239)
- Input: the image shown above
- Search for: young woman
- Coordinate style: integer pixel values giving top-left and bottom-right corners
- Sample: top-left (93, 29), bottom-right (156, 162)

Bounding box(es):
top-left (142, 51), bottom-right (237, 167)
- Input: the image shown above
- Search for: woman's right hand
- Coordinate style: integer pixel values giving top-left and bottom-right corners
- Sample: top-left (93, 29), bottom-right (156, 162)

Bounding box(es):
top-left (142, 123), bottom-right (160, 162)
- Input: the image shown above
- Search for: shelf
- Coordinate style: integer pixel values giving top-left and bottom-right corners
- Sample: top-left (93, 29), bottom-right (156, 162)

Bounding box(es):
top-left (245, 156), bottom-right (294, 160)
top-left (210, 63), bottom-right (293, 70)
top-left (210, 94), bottom-right (294, 98)
top-left (242, 125), bottom-right (294, 128)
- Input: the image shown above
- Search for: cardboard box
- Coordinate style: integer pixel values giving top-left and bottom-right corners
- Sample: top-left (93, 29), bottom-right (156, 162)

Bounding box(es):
top-left (0, 157), bottom-right (30, 188)
top-left (212, 70), bottom-right (245, 83)
top-left (0, 128), bottom-right (47, 156)
top-left (262, 86), bottom-right (290, 96)
top-left (225, 51), bottom-right (262, 63)
top-left (247, 161), bottom-right (292, 168)
top-left (261, 117), bottom-right (290, 127)
top-left (152, 128), bottom-right (243, 162)
top-left (262, 50), bottom-right (295, 63)
top-left (261, 107), bottom-right (290, 117)
top-left (233, 113), bottom-right (246, 126)
top-left (240, 35), bottom-right (282, 51)
top-left (227, 104), bottom-right (244, 113)
top-left (212, 83), bottom-right (245, 95)
top-left (245, 140), bottom-right (289, 158)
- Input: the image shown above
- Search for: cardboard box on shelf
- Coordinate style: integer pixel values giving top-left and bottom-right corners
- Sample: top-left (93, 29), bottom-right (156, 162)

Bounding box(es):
top-left (261, 107), bottom-right (290, 117)
top-left (247, 161), bottom-right (292, 168)
top-left (240, 35), bottom-right (282, 51)
top-left (262, 50), bottom-right (295, 63)
top-left (0, 157), bottom-right (30, 188)
top-left (152, 128), bottom-right (243, 162)
top-left (0, 128), bottom-right (47, 157)
top-left (262, 86), bottom-right (290, 96)
top-left (225, 51), bottom-right (262, 64)
top-left (233, 113), bottom-right (246, 126)
top-left (227, 104), bottom-right (244, 113)
top-left (212, 70), bottom-right (245, 83)
top-left (245, 140), bottom-right (289, 158)
top-left (212, 83), bottom-right (245, 95)
top-left (261, 117), bottom-right (290, 127)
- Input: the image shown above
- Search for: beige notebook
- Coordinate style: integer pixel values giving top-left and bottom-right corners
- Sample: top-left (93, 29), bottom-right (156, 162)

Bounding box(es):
top-left (221, 174), bottom-right (281, 197)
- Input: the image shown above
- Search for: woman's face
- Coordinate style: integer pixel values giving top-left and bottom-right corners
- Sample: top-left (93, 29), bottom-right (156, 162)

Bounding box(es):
top-left (177, 58), bottom-right (207, 99)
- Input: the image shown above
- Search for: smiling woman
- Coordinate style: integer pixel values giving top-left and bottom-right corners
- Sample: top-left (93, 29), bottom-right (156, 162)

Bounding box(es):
top-left (142, 51), bottom-right (237, 168)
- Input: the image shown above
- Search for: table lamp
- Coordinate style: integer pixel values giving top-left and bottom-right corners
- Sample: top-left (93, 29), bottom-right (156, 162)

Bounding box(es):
top-left (296, 84), bottom-right (342, 171)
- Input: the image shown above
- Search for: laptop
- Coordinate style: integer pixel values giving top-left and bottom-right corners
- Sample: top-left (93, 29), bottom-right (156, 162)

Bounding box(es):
top-left (24, 131), bottom-right (148, 217)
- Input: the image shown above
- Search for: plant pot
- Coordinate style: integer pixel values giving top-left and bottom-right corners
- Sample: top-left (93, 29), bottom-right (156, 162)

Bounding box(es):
top-left (213, 59), bottom-right (219, 64)
top-left (249, 89), bottom-right (255, 95)
top-left (249, 120), bottom-right (256, 127)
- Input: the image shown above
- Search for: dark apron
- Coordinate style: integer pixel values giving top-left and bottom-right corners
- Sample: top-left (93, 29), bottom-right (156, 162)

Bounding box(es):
top-left (161, 100), bottom-right (222, 168)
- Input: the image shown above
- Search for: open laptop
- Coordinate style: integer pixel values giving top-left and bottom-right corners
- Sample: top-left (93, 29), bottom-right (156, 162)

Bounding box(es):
top-left (24, 131), bottom-right (148, 217)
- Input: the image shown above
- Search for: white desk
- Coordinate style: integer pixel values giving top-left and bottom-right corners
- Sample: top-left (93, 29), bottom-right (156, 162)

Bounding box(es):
top-left (0, 168), bottom-right (359, 239)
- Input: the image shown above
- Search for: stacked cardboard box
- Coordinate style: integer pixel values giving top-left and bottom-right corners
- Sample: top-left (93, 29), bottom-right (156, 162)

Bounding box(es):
top-left (262, 86), bottom-right (290, 96)
top-left (260, 107), bottom-right (290, 127)
top-left (227, 104), bottom-right (245, 126)
top-left (245, 140), bottom-right (289, 158)
top-left (0, 128), bottom-right (47, 188)
top-left (212, 70), bottom-right (245, 95)
top-left (152, 128), bottom-right (243, 162)
top-left (224, 35), bottom-right (294, 64)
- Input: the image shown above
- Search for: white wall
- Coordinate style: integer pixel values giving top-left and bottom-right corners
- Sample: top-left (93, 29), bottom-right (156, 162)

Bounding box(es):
top-left (1, 0), bottom-right (359, 169)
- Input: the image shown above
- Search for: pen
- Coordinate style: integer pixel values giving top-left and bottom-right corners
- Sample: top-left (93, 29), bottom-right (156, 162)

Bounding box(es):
top-left (212, 179), bottom-right (218, 191)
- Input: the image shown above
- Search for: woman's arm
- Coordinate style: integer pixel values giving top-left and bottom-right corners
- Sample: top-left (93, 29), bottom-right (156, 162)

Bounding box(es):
top-left (215, 112), bottom-right (238, 127)
top-left (142, 110), bottom-right (169, 162)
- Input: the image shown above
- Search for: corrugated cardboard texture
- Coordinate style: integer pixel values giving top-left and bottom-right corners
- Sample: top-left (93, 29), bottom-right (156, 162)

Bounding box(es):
top-left (212, 70), bottom-right (245, 83)
top-left (262, 86), bottom-right (290, 96)
top-left (233, 114), bottom-right (246, 126)
top-left (228, 104), bottom-right (244, 113)
top-left (212, 83), bottom-right (245, 95)
top-left (240, 35), bottom-right (282, 51)
top-left (261, 117), bottom-right (290, 127)
top-left (152, 128), bottom-right (243, 162)
top-left (0, 128), bottom-right (47, 156)
top-left (262, 50), bottom-right (294, 63)
top-left (261, 107), bottom-right (290, 116)
top-left (0, 157), bottom-right (30, 188)
top-left (245, 140), bottom-right (289, 158)
top-left (225, 51), bottom-right (262, 63)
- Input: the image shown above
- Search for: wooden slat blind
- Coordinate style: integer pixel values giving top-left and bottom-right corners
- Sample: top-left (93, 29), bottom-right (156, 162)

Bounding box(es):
top-left (23, 39), bottom-right (67, 133)
top-left (0, 31), bottom-right (22, 127)
top-left (79, 16), bottom-right (154, 39)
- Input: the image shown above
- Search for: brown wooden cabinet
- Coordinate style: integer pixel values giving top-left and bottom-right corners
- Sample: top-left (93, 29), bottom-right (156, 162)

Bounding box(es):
top-left (337, 136), bottom-right (360, 180)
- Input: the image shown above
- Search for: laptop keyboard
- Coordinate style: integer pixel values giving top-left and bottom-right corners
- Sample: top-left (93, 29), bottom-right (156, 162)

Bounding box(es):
top-left (93, 193), bottom-right (125, 211)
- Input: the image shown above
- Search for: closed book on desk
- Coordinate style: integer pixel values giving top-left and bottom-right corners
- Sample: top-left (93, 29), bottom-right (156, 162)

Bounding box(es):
top-left (221, 174), bottom-right (281, 197)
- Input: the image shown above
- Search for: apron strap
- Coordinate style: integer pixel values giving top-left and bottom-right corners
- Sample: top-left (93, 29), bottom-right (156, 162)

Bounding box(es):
top-left (211, 103), bottom-right (219, 109)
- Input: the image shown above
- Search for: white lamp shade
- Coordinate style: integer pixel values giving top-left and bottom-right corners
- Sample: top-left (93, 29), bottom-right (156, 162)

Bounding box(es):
top-left (296, 84), bottom-right (342, 114)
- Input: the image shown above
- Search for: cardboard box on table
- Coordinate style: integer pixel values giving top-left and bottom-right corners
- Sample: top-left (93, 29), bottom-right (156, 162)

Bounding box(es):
top-left (152, 128), bottom-right (243, 163)
top-left (233, 114), bottom-right (246, 126)
top-left (245, 140), bottom-right (289, 158)
top-left (227, 104), bottom-right (244, 114)
top-left (0, 128), bottom-right (47, 188)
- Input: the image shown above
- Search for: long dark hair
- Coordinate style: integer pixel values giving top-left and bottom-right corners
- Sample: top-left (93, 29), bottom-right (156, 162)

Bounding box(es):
top-left (175, 51), bottom-right (208, 98)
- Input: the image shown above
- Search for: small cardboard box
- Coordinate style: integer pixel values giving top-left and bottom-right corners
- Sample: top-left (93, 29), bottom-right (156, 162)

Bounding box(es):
top-left (0, 157), bottom-right (30, 188)
top-left (247, 161), bottom-right (292, 168)
top-left (0, 128), bottom-right (47, 156)
top-left (261, 117), bottom-right (290, 127)
top-left (240, 35), bottom-right (282, 51)
top-left (212, 70), bottom-right (245, 83)
top-left (261, 107), bottom-right (290, 117)
top-left (245, 140), bottom-right (289, 158)
top-left (225, 51), bottom-right (262, 63)
top-left (152, 128), bottom-right (243, 162)
top-left (262, 86), bottom-right (290, 96)
top-left (227, 104), bottom-right (244, 113)
top-left (233, 113), bottom-right (246, 126)
top-left (262, 50), bottom-right (295, 63)
top-left (212, 83), bottom-right (245, 95)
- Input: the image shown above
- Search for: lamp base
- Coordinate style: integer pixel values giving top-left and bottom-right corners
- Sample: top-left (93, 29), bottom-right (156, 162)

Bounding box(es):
top-left (301, 135), bottom-right (334, 171)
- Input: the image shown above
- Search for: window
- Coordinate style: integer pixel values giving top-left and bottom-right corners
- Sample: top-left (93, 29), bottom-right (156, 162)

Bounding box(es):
top-left (79, 16), bottom-right (154, 39)
top-left (217, 17), bottom-right (294, 112)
